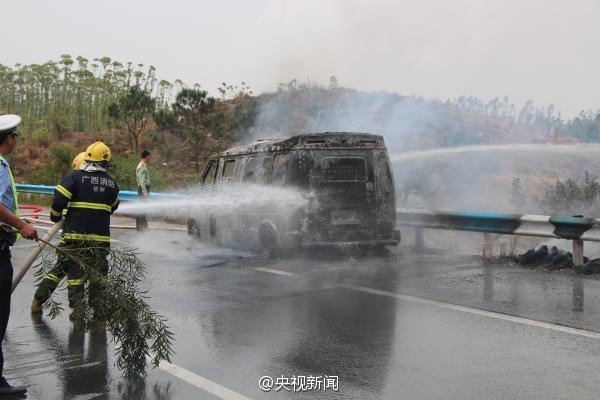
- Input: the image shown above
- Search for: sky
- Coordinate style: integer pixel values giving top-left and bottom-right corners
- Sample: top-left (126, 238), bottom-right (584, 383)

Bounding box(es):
top-left (2, 0), bottom-right (599, 118)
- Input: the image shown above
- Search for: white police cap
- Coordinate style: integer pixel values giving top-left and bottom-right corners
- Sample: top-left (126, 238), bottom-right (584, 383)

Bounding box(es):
top-left (0, 114), bottom-right (21, 135)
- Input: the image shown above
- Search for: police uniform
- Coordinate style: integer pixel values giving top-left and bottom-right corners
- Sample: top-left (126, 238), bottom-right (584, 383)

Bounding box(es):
top-left (0, 114), bottom-right (27, 395)
top-left (41, 160), bottom-right (119, 316)
top-left (0, 155), bottom-right (17, 391)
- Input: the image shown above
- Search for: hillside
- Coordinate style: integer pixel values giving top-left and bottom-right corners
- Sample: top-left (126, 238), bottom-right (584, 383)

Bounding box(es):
top-left (2, 57), bottom-right (599, 195)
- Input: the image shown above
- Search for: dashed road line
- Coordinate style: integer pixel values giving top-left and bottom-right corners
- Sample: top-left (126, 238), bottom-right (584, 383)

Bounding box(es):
top-left (158, 360), bottom-right (253, 400)
top-left (252, 265), bottom-right (600, 340)
top-left (345, 285), bottom-right (600, 340)
top-left (253, 266), bottom-right (296, 276)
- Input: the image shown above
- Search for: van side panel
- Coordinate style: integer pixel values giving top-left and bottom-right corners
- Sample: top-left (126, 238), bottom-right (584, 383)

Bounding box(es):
top-left (190, 133), bottom-right (399, 253)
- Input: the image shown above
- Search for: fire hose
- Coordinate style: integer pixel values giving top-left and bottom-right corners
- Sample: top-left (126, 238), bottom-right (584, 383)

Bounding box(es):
top-left (11, 220), bottom-right (64, 293)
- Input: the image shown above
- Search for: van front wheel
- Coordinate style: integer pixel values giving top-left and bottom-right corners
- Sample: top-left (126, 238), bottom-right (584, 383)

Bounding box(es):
top-left (259, 225), bottom-right (281, 259)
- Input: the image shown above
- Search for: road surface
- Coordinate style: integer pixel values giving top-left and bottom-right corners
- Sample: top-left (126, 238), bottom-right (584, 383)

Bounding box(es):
top-left (4, 228), bottom-right (600, 399)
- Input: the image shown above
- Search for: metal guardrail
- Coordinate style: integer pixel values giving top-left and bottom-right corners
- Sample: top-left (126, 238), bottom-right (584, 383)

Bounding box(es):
top-left (15, 185), bottom-right (596, 264)
top-left (396, 208), bottom-right (600, 265)
top-left (16, 184), bottom-right (187, 202)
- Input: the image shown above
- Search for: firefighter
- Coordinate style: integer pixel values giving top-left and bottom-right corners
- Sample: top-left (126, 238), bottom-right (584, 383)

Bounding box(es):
top-left (43, 142), bottom-right (119, 321)
top-left (31, 152), bottom-right (86, 313)
top-left (71, 151), bottom-right (86, 171)
top-left (0, 114), bottom-right (38, 396)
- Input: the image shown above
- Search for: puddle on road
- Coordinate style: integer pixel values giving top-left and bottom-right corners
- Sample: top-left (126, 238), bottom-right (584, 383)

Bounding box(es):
top-left (123, 230), bottom-right (254, 269)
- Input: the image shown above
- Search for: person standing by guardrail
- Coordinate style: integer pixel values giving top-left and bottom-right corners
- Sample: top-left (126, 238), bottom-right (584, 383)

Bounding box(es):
top-left (135, 150), bottom-right (151, 231)
top-left (0, 114), bottom-right (38, 396)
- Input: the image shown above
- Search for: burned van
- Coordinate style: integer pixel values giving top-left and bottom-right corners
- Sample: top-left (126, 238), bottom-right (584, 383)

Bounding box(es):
top-left (188, 132), bottom-right (400, 257)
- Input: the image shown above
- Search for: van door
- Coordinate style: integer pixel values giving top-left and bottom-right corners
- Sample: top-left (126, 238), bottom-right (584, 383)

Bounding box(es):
top-left (214, 158), bottom-right (240, 246)
top-left (310, 151), bottom-right (376, 241)
top-left (240, 155), bottom-right (274, 249)
top-left (374, 150), bottom-right (396, 238)
top-left (199, 158), bottom-right (219, 240)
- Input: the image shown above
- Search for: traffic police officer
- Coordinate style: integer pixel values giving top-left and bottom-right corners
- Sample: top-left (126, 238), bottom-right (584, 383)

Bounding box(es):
top-left (0, 114), bottom-right (38, 396)
top-left (47, 142), bottom-right (119, 320)
top-left (31, 152), bottom-right (86, 313)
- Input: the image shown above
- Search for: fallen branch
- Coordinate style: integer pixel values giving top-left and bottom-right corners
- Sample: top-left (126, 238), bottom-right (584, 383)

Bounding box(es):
top-left (26, 223), bottom-right (174, 378)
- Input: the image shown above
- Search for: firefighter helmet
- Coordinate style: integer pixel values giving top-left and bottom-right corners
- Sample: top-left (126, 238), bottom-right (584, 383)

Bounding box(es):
top-left (84, 141), bottom-right (112, 163)
top-left (72, 152), bottom-right (86, 170)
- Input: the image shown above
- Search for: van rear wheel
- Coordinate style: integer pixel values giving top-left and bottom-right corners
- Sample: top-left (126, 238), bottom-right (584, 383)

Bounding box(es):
top-left (187, 218), bottom-right (201, 240)
top-left (259, 225), bottom-right (281, 259)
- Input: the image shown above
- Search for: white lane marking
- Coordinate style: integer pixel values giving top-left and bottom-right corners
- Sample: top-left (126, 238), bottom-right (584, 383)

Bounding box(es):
top-left (251, 266), bottom-right (600, 340)
top-left (158, 360), bottom-right (253, 400)
top-left (345, 285), bottom-right (600, 340)
top-left (253, 267), bottom-right (296, 276)
top-left (63, 361), bottom-right (104, 371)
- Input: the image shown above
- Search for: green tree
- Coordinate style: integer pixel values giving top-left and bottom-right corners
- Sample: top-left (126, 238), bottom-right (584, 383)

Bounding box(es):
top-left (153, 109), bottom-right (177, 160)
top-left (108, 85), bottom-right (156, 153)
top-left (213, 82), bottom-right (257, 144)
top-left (171, 88), bottom-right (216, 171)
top-left (50, 109), bottom-right (70, 141)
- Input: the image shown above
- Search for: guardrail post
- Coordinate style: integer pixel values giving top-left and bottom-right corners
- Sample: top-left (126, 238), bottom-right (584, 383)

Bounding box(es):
top-left (482, 233), bottom-right (492, 260)
top-left (415, 227), bottom-right (424, 253)
top-left (573, 239), bottom-right (584, 266)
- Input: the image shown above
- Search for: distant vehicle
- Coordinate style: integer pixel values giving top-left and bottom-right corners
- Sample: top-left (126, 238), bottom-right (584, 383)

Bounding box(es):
top-left (188, 132), bottom-right (400, 257)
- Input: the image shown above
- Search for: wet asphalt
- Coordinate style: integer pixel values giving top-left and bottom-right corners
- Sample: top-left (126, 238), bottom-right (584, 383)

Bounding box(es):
top-left (3, 228), bottom-right (600, 399)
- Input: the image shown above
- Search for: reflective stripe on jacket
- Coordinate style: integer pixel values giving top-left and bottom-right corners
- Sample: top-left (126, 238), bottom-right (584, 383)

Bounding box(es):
top-left (50, 169), bottom-right (119, 244)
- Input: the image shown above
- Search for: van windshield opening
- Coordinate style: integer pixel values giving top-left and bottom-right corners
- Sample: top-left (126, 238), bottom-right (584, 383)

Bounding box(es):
top-left (202, 160), bottom-right (218, 185)
top-left (322, 157), bottom-right (367, 182)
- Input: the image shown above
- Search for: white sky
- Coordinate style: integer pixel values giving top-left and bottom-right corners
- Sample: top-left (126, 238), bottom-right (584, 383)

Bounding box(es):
top-left (2, 0), bottom-right (599, 117)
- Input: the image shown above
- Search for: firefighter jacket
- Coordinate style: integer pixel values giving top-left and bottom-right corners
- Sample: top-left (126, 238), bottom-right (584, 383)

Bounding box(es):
top-left (50, 169), bottom-right (120, 245)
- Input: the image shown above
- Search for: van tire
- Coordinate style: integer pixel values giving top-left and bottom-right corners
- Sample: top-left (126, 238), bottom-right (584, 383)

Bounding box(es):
top-left (259, 225), bottom-right (281, 259)
top-left (187, 218), bottom-right (201, 240)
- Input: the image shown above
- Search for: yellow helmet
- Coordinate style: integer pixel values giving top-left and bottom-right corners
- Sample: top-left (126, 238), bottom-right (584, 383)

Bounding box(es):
top-left (72, 152), bottom-right (86, 170)
top-left (84, 141), bottom-right (112, 163)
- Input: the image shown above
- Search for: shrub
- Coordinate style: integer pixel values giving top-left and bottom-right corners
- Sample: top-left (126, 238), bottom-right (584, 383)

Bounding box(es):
top-left (31, 127), bottom-right (50, 147)
top-left (27, 143), bottom-right (77, 185)
top-left (539, 171), bottom-right (600, 216)
top-left (108, 156), bottom-right (167, 192)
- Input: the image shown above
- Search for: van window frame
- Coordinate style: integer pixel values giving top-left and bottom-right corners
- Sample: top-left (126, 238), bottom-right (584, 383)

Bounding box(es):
top-left (243, 155), bottom-right (273, 184)
top-left (321, 156), bottom-right (368, 183)
top-left (270, 152), bottom-right (290, 185)
top-left (220, 159), bottom-right (237, 184)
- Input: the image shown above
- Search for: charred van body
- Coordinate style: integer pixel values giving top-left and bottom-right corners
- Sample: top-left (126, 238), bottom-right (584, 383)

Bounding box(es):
top-left (188, 132), bottom-right (400, 257)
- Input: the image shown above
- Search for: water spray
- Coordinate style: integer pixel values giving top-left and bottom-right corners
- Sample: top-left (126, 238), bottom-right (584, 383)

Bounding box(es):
top-left (390, 143), bottom-right (600, 162)
top-left (116, 183), bottom-right (308, 219)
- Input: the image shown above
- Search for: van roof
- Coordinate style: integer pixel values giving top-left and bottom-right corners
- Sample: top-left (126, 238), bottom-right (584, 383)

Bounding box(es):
top-left (218, 132), bottom-right (386, 157)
